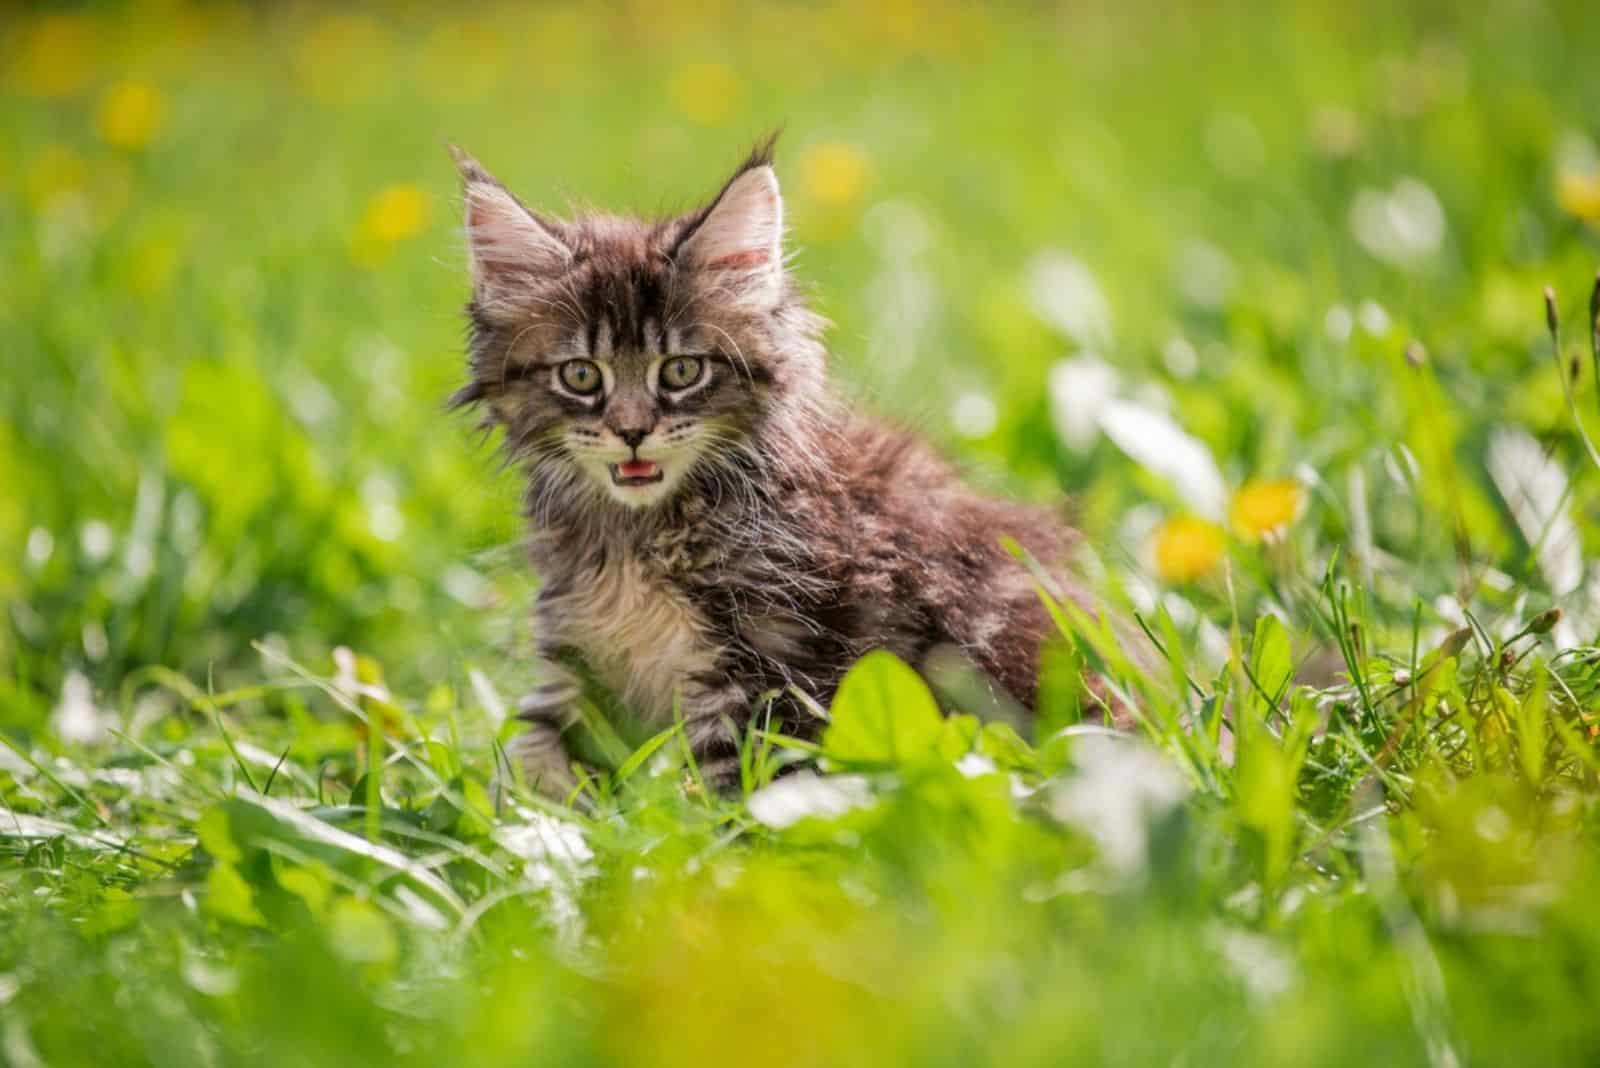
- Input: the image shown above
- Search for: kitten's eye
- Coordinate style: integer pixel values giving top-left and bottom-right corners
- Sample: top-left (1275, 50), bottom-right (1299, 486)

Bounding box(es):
top-left (559, 359), bottom-right (602, 395)
top-left (660, 356), bottom-right (704, 390)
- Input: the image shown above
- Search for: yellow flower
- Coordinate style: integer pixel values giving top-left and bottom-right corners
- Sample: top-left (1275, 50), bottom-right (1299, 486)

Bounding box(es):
top-left (294, 14), bottom-right (388, 102)
top-left (7, 15), bottom-right (98, 98)
top-left (1152, 516), bottom-right (1225, 583)
top-left (353, 184), bottom-right (431, 265)
top-left (1556, 170), bottom-right (1600, 223)
top-left (669, 63), bottom-right (740, 126)
top-left (97, 82), bottom-right (165, 150)
top-left (363, 185), bottom-right (429, 243)
top-left (1230, 478), bottom-right (1305, 540)
top-left (799, 141), bottom-right (869, 209)
top-left (25, 145), bottom-right (87, 209)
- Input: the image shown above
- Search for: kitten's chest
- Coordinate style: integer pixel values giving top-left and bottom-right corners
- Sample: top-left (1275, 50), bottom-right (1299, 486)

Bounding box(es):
top-left (546, 553), bottom-right (719, 722)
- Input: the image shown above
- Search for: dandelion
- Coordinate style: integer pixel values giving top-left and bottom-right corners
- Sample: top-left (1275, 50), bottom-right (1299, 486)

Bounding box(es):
top-left (8, 14), bottom-right (98, 98)
top-left (294, 14), bottom-right (388, 101)
top-left (1152, 516), bottom-right (1225, 583)
top-left (668, 62), bottom-right (740, 126)
top-left (1556, 170), bottom-right (1600, 224)
top-left (353, 184), bottom-right (430, 265)
top-left (799, 141), bottom-right (869, 209)
top-left (96, 81), bottom-right (165, 150)
top-left (1230, 478), bottom-right (1305, 540)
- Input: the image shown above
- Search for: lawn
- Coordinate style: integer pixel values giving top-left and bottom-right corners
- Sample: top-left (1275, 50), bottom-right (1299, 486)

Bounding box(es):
top-left (5, 1), bottom-right (1600, 1064)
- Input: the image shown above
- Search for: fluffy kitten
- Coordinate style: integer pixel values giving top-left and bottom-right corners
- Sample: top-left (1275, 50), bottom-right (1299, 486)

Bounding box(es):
top-left (452, 139), bottom-right (1084, 795)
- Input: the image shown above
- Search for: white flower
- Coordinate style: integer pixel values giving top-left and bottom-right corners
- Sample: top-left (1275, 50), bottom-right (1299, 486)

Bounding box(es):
top-left (748, 771), bottom-right (872, 830)
top-left (25, 528), bottom-right (53, 567)
top-left (1047, 735), bottom-right (1187, 876)
top-left (1325, 304), bottom-right (1354, 343)
top-left (1175, 241), bottom-right (1235, 310)
top-left (954, 752), bottom-right (997, 778)
top-left (1100, 399), bottom-right (1228, 519)
top-left (949, 391), bottom-right (998, 439)
top-left (494, 810), bottom-right (594, 877)
top-left (1161, 336), bottom-right (1199, 379)
top-left (1047, 355), bottom-right (1120, 452)
top-left (1026, 251), bottom-right (1112, 349)
top-left (52, 671), bottom-right (109, 746)
top-left (1486, 426), bottom-right (1581, 597)
top-left (1211, 924), bottom-right (1295, 1001)
top-left (79, 520), bottom-right (113, 563)
top-left (1350, 178), bottom-right (1446, 268)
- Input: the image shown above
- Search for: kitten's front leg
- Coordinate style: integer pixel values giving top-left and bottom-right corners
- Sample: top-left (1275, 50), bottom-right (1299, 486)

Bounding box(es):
top-left (510, 654), bottom-right (583, 801)
top-left (678, 672), bottom-right (760, 793)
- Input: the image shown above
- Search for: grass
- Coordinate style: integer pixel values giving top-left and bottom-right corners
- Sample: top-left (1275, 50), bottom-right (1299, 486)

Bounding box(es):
top-left (5, 1), bottom-right (1600, 1064)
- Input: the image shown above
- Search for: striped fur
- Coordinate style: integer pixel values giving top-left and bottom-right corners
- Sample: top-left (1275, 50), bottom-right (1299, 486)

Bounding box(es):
top-left (452, 140), bottom-right (1084, 792)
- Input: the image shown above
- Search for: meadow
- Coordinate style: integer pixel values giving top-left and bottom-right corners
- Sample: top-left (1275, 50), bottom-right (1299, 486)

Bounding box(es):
top-left (5, 1), bottom-right (1600, 1064)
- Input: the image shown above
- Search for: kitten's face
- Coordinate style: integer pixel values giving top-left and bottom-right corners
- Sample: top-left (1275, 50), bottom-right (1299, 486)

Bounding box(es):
top-left (453, 144), bottom-right (816, 512)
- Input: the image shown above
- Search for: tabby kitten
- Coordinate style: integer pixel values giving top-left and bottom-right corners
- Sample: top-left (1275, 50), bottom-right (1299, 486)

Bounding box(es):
top-left (452, 140), bottom-right (1083, 795)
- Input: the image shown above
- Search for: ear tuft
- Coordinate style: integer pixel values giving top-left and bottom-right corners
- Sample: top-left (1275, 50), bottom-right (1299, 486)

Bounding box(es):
top-left (678, 163), bottom-right (784, 306)
top-left (451, 146), bottom-right (570, 317)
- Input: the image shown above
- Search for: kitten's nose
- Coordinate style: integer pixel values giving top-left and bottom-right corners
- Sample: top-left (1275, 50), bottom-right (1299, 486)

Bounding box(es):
top-left (615, 427), bottom-right (649, 449)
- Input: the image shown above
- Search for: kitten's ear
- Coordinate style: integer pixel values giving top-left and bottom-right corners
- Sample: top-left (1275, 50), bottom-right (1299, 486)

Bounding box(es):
top-left (450, 145), bottom-right (570, 316)
top-left (676, 149), bottom-right (784, 308)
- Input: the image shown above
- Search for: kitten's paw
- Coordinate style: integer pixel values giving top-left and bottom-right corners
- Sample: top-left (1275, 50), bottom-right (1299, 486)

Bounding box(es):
top-left (693, 754), bottom-right (744, 797)
top-left (506, 722), bottom-right (580, 803)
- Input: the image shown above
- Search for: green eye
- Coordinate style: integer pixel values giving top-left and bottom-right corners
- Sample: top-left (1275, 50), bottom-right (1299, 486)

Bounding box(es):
top-left (661, 356), bottom-right (704, 390)
top-left (559, 359), bottom-right (602, 395)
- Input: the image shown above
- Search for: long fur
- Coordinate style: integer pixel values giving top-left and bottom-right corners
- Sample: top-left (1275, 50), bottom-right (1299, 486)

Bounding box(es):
top-left (451, 140), bottom-right (1085, 790)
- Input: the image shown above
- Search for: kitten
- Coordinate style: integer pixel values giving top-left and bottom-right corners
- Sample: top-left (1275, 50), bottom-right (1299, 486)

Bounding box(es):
top-left (451, 139), bottom-right (1086, 795)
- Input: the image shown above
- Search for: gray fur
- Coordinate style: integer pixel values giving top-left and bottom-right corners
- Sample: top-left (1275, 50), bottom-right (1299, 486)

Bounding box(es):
top-left (452, 140), bottom-right (1084, 793)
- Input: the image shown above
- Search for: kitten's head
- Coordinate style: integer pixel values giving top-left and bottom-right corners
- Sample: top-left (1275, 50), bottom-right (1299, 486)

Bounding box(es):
top-left (452, 139), bottom-right (825, 511)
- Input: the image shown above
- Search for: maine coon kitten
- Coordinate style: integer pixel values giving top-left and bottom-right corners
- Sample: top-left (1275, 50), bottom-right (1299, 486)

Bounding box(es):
top-left (451, 140), bottom-right (1084, 795)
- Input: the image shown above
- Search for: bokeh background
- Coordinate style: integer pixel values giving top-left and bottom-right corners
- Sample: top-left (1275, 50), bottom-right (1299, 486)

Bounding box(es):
top-left (7, 0), bottom-right (1600, 721)
top-left (6, 2), bottom-right (1600, 1065)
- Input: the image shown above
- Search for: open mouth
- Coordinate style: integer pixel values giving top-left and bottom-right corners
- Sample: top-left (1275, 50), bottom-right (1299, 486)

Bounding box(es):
top-left (609, 459), bottom-right (663, 487)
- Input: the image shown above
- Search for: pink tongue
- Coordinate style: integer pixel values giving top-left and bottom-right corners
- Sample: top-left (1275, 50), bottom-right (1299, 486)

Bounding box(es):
top-left (618, 459), bottom-right (658, 478)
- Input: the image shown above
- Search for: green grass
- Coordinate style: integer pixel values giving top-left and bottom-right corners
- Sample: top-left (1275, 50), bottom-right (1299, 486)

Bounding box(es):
top-left (6, 2), bottom-right (1600, 1064)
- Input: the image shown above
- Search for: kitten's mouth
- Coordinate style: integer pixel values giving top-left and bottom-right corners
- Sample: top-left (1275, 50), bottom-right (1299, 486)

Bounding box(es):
top-left (609, 459), bottom-right (663, 487)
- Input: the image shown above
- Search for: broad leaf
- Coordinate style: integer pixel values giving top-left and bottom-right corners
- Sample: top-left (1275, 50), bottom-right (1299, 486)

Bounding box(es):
top-left (823, 650), bottom-right (944, 765)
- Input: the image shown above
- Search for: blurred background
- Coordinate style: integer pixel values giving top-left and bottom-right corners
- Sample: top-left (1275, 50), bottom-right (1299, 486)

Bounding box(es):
top-left (3, 0), bottom-right (1600, 738)
top-left (11, 5), bottom-right (1600, 1066)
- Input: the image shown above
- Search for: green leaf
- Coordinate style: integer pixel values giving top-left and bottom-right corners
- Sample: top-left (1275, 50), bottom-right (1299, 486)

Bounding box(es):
top-left (978, 721), bottom-right (1037, 772)
top-left (1034, 640), bottom-right (1084, 743)
top-left (1515, 674), bottom-right (1548, 784)
top-left (614, 724), bottom-right (679, 784)
top-left (196, 806), bottom-right (242, 865)
top-left (1248, 614), bottom-right (1293, 720)
top-left (823, 650), bottom-right (944, 766)
top-left (204, 860), bottom-right (266, 927)
top-left (328, 898), bottom-right (398, 965)
top-left (937, 713), bottom-right (981, 763)
top-left (275, 862), bottom-right (331, 919)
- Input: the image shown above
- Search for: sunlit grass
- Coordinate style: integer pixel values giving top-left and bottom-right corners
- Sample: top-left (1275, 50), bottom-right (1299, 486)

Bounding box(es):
top-left (5, 1), bottom-right (1600, 1064)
